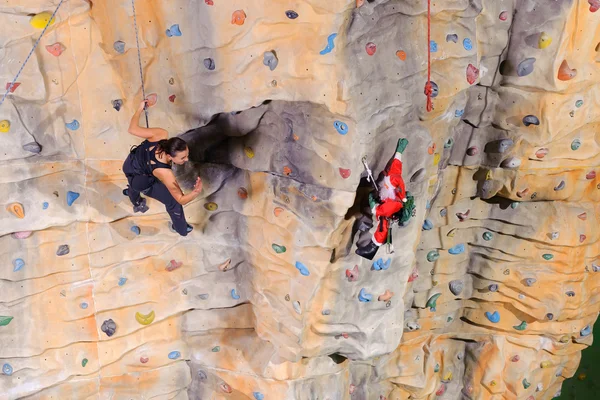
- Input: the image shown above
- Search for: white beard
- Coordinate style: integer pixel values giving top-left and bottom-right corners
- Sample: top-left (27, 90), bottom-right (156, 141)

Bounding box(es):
top-left (378, 176), bottom-right (396, 201)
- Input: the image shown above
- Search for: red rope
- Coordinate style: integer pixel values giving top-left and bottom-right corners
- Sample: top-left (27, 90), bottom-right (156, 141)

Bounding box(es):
top-left (424, 0), bottom-right (433, 112)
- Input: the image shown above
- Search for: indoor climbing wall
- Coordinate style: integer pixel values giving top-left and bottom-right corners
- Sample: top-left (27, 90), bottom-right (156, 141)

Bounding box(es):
top-left (0, 0), bottom-right (599, 399)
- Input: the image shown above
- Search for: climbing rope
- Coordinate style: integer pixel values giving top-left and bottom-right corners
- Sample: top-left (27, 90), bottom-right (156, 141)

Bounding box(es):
top-left (131, 0), bottom-right (149, 128)
top-left (0, 0), bottom-right (66, 107)
top-left (424, 0), bottom-right (433, 112)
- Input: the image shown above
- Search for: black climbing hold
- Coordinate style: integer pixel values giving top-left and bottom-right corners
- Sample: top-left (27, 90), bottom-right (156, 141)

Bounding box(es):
top-left (112, 99), bottom-right (123, 111)
top-left (263, 51), bottom-right (278, 71)
top-left (101, 319), bottom-right (117, 337)
top-left (523, 115), bottom-right (540, 126)
top-left (546, 313), bottom-right (554, 320)
top-left (204, 58), bottom-right (215, 71)
top-left (446, 34), bottom-right (458, 43)
top-left (285, 10), bottom-right (298, 19)
top-left (56, 244), bottom-right (70, 256)
top-left (426, 81), bottom-right (439, 98)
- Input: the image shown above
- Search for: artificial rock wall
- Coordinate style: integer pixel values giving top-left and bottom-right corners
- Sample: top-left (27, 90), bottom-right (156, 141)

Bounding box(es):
top-left (0, 0), bottom-right (599, 399)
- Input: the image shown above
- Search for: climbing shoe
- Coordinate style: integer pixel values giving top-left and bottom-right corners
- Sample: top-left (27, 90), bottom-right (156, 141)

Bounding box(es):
top-left (169, 222), bottom-right (194, 234)
top-left (396, 138), bottom-right (409, 154)
top-left (133, 198), bottom-right (149, 213)
top-left (356, 240), bottom-right (380, 260)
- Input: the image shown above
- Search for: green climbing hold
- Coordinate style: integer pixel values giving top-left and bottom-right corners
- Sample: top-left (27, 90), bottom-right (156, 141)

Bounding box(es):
top-left (571, 139), bottom-right (581, 151)
top-left (427, 250), bottom-right (440, 262)
top-left (211, 346), bottom-right (220, 352)
top-left (483, 231), bottom-right (493, 241)
top-left (511, 202), bottom-right (519, 209)
top-left (434, 363), bottom-right (440, 372)
top-left (82, 358), bottom-right (88, 367)
top-left (523, 378), bottom-right (531, 389)
top-left (272, 243), bottom-right (286, 253)
top-left (514, 321), bottom-right (527, 331)
top-left (426, 293), bottom-right (441, 311)
top-left (542, 254), bottom-right (553, 260)
top-left (576, 100), bottom-right (583, 108)
top-left (0, 316), bottom-right (13, 326)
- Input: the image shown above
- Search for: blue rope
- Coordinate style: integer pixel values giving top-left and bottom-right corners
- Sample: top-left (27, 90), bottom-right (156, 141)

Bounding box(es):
top-left (0, 0), bottom-right (66, 107)
top-left (131, 0), bottom-right (149, 128)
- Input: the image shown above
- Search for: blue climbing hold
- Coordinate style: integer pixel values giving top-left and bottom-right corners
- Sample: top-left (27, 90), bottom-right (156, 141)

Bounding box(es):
top-left (118, 277), bottom-right (127, 286)
top-left (231, 289), bottom-right (240, 300)
top-left (253, 392), bottom-right (265, 400)
top-left (320, 33), bottom-right (337, 55)
top-left (426, 200), bottom-right (431, 209)
top-left (422, 219), bottom-right (433, 230)
top-left (430, 40), bottom-right (438, 52)
top-left (455, 109), bottom-right (464, 117)
top-left (581, 325), bottom-right (591, 337)
top-left (166, 24), bottom-right (182, 37)
top-left (131, 226), bottom-right (141, 235)
top-left (295, 261), bottom-right (310, 276)
top-left (463, 38), bottom-right (473, 51)
top-left (67, 191), bottom-right (80, 206)
top-left (448, 243), bottom-right (465, 255)
top-left (42, 202), bottom-right (49, 210)
top-left (333, 120), bottom-right (348, 135)
top-left (358, 288), bottom-right (372, 302)
top-left (2, 363), bottom-right (12, 376)
top-left (485, 311), bottom-right (500, 323)
top-left (80, 302), bottom-right (88, 309)
top-left (13, 258), bottom-right (25, 272)
top-left (66, 120), bottom-right (80, 130)
top-left (373, 258), bottom-right (391, 271)
top-left (168, 351), bottom-right (181, 360)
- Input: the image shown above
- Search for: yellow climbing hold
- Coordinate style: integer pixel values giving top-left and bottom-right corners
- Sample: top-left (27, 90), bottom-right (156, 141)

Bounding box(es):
top-left (204, 202), bottom-right (218, 211)
top-left (0, 120), bottom-right (10, 133)
top-left (485, 170), bottom-right (492, 180)
top-left (443, 371), bottom-right (453, 382)
top-left (30, 12), bottom-right (56, 29)
top-left (559, 335), bottom-right (570, 343)
top-left (244, 146), bottom-right (255, 158)
top-left (135, 311), bottom-right (155, 325)
top-left (540, 361), bottom-right (551, 368)
top-left (538, 32), bottom-right (552, 49)
top-left (7, 203), bottom-right (25, 219)
top-left (433, 153), bottom-right (441, 166)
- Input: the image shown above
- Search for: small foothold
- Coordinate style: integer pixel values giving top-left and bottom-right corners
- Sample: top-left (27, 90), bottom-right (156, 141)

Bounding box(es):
top-left (168, 351), bottom-right (181, 360)
top-left (378, 290), bottom-right (393, 302)
top-left (560, 335), bottom-right (570, 343)
top-left (212, 346), bottom-right (220, 352)
top-left (295, 261), bottom-right (310, 276)
top-left (339, 168), bottom-right (351, 179)
top-left (542, 254), bottom-right (554, 260)
top-left (489, 284), bottom-right (499, 292)
top-left (466, 64), bottom-right (480, 85)
top-left (358, 288), bottom-right (372, 302)
top-left (558, 60), bottom-right (577, 81)
top-left (333, 120), bottom-right (348, 135)
top-left (244, 146), bottom-right (255, 158)
top-left (430, 40), bottom-right (438, 52)
top-left (523, 379), bottom-right (531, 389)
top-left (440, 208), bottom-right (447, 217)
top-left (283, 166), bottom-right (292, 176)
top-left (112, 99), bottom-right (123, 111)
top-left (253, 393), bottom-right (264, 400)
top-left (436, 384), bottom-right (447, 396)
top-left (524, 278), bottom-right (536, 287)
top-left (198, 370), bottom-right (207, 379)
top-left (113, 41), bottom-right (125, 54)
top-left (434, 363), bottom-right (440, 372)
top-left (130, 226), bottom-right (141, 235)
top-left (45, 42), bottom-right (66, 57)
top-left (237, 187), bottom-right (248, 199)
top-left (101, 319), bottom-right (117, 337)
top-left (538, 32), bottom-right (552, 49)
top-left (168, 95), bottom-right (176, 103)
top-left (463, 38), bottom-right (473, 51)
top-left (231, 10), bottom-right (246, 25)
top-left (422, 219), bottom-right (433, 230)
top-left (485, 311), bottom-right (500, 323)
top-left (466, 146), bottom-right (478, 156)
top-left (455, 109), bottom-right (464, 117)
top-left (500, 157), bottom-right (521, 169)
top-left (511, 355), bottom-right (520, 362)
top-left (320, 33), bottom-right (338, 55)
top-left (511, 202), bottom-right (519, 209)
top-left (576, 99), bottom-right (584, 108)
top-left (449, 280), bottom-right (464, 296)
top-left (570, 138), bottom-right (581, 150)
top-left (483, 231), bottom-right (493, 241)
top-left (540, 361), bottom-right (551, 368)
top-left (580, 325), bottom-right (591, 337)
top-left (517, 58), bottom-right (536, 77)
top-left (82, 358), bottom-right (88, 367)
top-left (586, 171), bottom-right (596, 180)
top-left (456, 210), bottom-right (470, 221)
top-left (66, 120), bottom-right (80, 131)
top-left (217, 259), bottom-right (232, 272)
top-left (67, 191), bottom-right (80, 206)
top-left (446, 34), bottom-right (458, 43)
top-left (2, 363), bottom-right (13, 376)
top-left (198, 293), bottom-right (209, 300)
top-left (135, 311), bottom-right (155, 325)
top-left (523, 115), bottom-right (540, 126)
top-left (13, 258), bottom-right (25, 272)
top-left (80, 302), bottom-right (88, 309)
top-left (346, 265), bottom-right (359, 281)
top-left (231, 289), bottom-right (240, 300)
top-left (566, 291), bottom-right (575, 297)
top-left (499, 11), bottom-right (509, 20)
top-left (554, 181), bottom-right (565, 191)
top-left (23, 142), bottom-right (42, 153)
top-left (427, 81), bottom-right (439, 97)
top-left (580, 234), bottom-right (587, 243)
top-left (203, 58), bottom-right (215, 70)
top-left (444, 138), bottom-right (454, 148)
top-left (535, 148), bottom-right (549, 158)
top-left (426, 293), bottom-right (441, 311)
top-left (427, 250), bottom-right (439, 262)
top-left (5, 82), bottom-right (21, 93)
top-left (365, 42), bottom-right (377, 55)
top-left (56, 244), bottom-right (70, 256)
top-left (263, 51), bottom-right (278, 70)
top-left (7, 203), bottom-right (25, 219)
top-left (448, 244), bottom-right (465, 255)
top-left (139, 356), bottom-right (149, 363)
top-left (578, 212), bottom-right (587, 220)
top-left (372, 258), bottom-right (391, 271)
top-left (272, 243), bottom-right (286, 253)
top-left (514, 321), bottom-right (527, 330)
top-left (273, 207), bottom-right (284, 217)
top-left (503, 269), bottom-right (510, 275)
top-left (166, 260), bottom-right (183, 272)
top-left (118, 277), bottom-right (127, 286)
top-left (396, 50), bottom-right (407, 60)
top-left (285, 10), bottom-right (299, 19)
top-left (322, 309), bottom-right (331, 315)
top-left (204, 202), bottom-right (218, 211)
top-left (293, 300), bottom-right (301, 314)
top-left (165, 24), bottom-right (182, 37)
top-left (408, 267), bottom-right (419, 282)
top-left (220, 383), bottom-right (233, 393)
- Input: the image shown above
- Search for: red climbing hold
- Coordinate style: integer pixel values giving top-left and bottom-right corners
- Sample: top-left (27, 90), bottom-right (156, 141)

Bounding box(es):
top-left (339, 168), bottom-right (351, 179)
top-left (5, 82), bottom-right (20, 93)
top-left (140, 356), bottom-right (149, 363)
top-left (169, 95), bottom-right (176, 103)
top-left (499, 11), bottom-right (508, 21)
top-left (365, 42), bottom-right (377, 56)
top-left (586, 171), bottom-right (596, 180)
top-left (511, 355), bottom-right (520, 362)
top-left (436, 384), bottom-right (447, 396)
top-left (589, 0), bottom-right (600, 12)
top-left (580, 234), bottom-right (586, 243)
top-left (205, 0), bottom-right (213, 4)
top-left (408, 266), bottom-right (419, 282)
top-left (166, 260), bottom-right (183, 271)
top-left (346, 265), bottom-right (358, 281)
top-left (341, 332), bottom-right (349, 338)
top-left (466, 64), bottom-right (479, 85)
top-left (46, 43), bottom-right (66, 57)
top-left (237, 187), bottom-right (248, 199)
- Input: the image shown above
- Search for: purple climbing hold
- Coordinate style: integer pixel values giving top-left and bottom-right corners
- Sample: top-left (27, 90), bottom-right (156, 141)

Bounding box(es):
top-left (446, 34), bottom-right (458, 43)
top-left (23, 142), bottom-right (42, 153)
top-left (113, 41), bottom-right (125, 54)
top-left (285, 10), bottom-right (298, 19)
top-left (203, 58), bottom-right (215, 70)
top-left (101, 319), bottom-right (116, 336)
top-left (56, 244), bottom-right (70, 256)
top-left (554, 181), bottom-right (565, 191)
top-left (466, 146), bottom-right (478, 156)
top-left (112, 99), bottom-right (123, 111)
top-left (517, 58), bottom-right (536, 77)
top-left (523, 115), bottom-right (540, 126)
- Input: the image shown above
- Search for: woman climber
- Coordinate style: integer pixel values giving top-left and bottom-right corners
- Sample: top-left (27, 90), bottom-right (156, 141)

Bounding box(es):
top-left (122, 100), bottom-right (202, 236)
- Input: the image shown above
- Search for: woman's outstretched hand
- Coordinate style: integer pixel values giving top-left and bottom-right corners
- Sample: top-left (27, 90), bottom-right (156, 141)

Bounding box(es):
top-left (192, 177), bottom-right (203, 194)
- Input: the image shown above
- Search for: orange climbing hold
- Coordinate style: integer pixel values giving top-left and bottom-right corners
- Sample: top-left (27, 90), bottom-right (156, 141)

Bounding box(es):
top-left (378, 290), bottom-right (394, 301)
top-left (274, 207), bottom-right (284, 217)
top-left (428, 143), bottom-right (436, 154)
top-left (231, 10), bottom-right (246, 25)
top-left (283, 166), bottom-right (292, 176)
top-left (356, 0), bottom-right (365, 7)
top-left (7, 203), bottom-right (25, 219)
top-left (396, 50), bottom-right (407, 61)
top-left (558, 60), bottom-right (577, 81)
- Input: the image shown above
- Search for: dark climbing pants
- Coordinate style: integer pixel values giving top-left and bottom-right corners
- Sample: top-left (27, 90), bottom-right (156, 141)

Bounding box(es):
top-left (122, 155), bottom-right (189, 236)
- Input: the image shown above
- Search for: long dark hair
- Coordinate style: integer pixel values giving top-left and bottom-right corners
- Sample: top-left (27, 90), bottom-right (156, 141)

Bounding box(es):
top-left (156, 137), bottom-right (187, 157)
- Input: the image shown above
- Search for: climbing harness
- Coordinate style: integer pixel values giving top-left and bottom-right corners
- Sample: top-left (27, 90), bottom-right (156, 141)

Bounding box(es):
top-left (131, 0), bottom-right (149, 128)
top-left (0, 0), bottom-right (66, 107)
top-left (424, 0), bottom-right (433, 112)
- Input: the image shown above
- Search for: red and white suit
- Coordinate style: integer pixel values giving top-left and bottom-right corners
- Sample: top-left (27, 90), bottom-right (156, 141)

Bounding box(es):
top-left (371, 153), bottom-right (407, 245)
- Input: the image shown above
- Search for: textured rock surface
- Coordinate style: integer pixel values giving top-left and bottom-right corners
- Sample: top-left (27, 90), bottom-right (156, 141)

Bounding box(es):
top-left (0, 0), bottom-right (599, 399)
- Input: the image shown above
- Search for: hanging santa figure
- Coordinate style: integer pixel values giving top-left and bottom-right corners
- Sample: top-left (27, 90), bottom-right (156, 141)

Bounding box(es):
top-left (356, 138), bottom-right (413, 260)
